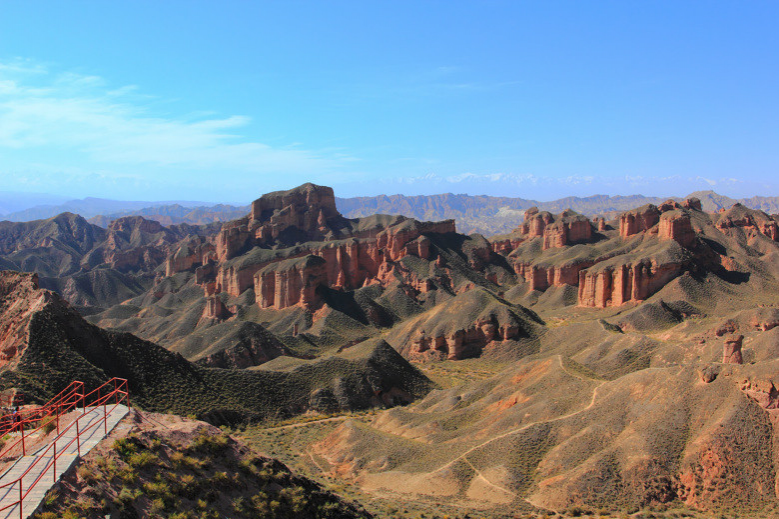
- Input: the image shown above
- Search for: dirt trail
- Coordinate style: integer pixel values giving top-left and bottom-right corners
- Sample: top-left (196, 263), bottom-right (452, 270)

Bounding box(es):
top-left (429, 356), bottom-right (606, 476)
top-left (259, 416), bottom-right (350, 432)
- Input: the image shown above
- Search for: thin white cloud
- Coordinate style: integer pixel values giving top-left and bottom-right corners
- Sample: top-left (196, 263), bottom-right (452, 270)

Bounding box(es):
top-left (0, 60), bottom-right (347, 176)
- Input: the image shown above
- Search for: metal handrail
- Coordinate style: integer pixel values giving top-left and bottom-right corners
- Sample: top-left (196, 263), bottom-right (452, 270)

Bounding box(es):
top-left (0, 386), bottom-right (87, 460)
top-left (0, 381), bottom-right (84, 438)
top-left (0, 378), bottom-right (129, 518)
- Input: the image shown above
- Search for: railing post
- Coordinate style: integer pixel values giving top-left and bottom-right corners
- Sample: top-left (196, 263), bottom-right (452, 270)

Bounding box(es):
top-left (56, 411), bottom-right (60, 434)
top-left (21, 421), bottom-right (25, 456)
top-left (76, 417), bottom-right (81, 457)
top-left (19, 479), bottom-right (22, 519)
top-left (104, 403), bottom-right (108, 435)
top-left (53, 440), bottom-right (57, 483)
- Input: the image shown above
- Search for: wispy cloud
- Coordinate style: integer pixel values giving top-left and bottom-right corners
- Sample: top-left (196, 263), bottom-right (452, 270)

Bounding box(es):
top-left (0, 59), bottom-right (348, 194)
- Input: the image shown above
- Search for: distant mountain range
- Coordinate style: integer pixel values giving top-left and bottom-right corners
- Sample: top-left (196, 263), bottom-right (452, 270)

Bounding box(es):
top-left (1, 197), bottom-right (223, 222)
top-left (3, 190), bottom-right (779, 237)
top-left (337, 190), bottom-right (779, 235)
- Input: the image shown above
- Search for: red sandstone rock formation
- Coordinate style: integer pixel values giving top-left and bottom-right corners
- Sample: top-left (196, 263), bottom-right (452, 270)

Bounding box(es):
top-left (658, 211), bottom-right (696, 248)
top-left (722, 334), bottom-right (743, 364)
top-left (492, 209), bottom-right (594, 255)
top-left (166, 237), bottom-right (217, 276)
top-left (619, 204), bottom-right (661, 239)
top-left (577, 260), bottom-right (685, 308)
top-left (715, 204), bottom-right (779, 242)
top-left (180, 183), bottom-right (459, 312)
top-left (541, 214), bottom-right (593, 249)
top-left (409, 315), bottom-right (523, 361)
top-left (514, 261), bottom-right (594, 291)
top-left (683, 197), bottom-right (703, 211)
top-left (254, 255), bottom-right (328, 310)
top-left (741, 379), bottom-right (779, 416)
top-left (0, 272), bottom-right (49, 367)
top-left (79, 216), bottom-right (192, 273)
top-left (202, 295), bottom-right (231, 321)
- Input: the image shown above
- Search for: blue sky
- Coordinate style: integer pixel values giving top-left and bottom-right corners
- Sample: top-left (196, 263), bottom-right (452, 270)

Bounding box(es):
top-left (0, 1), bottom-right (777, 203)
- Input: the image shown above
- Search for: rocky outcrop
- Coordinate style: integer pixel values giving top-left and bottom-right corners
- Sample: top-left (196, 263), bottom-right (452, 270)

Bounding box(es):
top-left (514, 261), bottom-right (594, 291)
top-left (166, 237), bottom-right (217, 276)
top-left (202, 295), bottom-right (231, 321)
top-left (213, 184), bottom-right (344, 263)
top-left (716, 203), bottom-right (779, 241)
top-left (619, 204), bottom-right (661, 238)
top-left (409, 315), bottom-right (523, 361)
top-left (740, 379), bottom-right (779, 417)
top-left (215, 219), bottom-right (252, 262)
top-left (542, 212), bottom-right (593, 249)
top-left (172, 183), bottom-right (460, 313)
top-left (207, 213), bottom-right (455, 309)
top-left (0, 272), bottom-right (44, 367)
top-left (683, 197), bottom-right (703, 211)
top-left (493, 201), bottom-right (706, 307)
top-left (255, 255), bottom-right (328, 310)
top-left (500, 208), bottom-right (594, 251)
top-left (578, 260), bottom-right (685, 308)
top-left (250, 182), bottom-right (338, 236)
top-left (390, 289), bottom-right (543, 361)
top-left (722, 334), bottom-right (743, 364)
top-left (658, 211), bottom-right (696, 248)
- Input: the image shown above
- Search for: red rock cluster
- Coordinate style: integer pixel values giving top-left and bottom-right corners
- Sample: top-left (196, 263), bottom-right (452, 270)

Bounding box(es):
top-left (492, 207), bottom-right (593, 253)
top-left (163, 183), bottom-right (460, 316)
top-left (493, 198), bottom-right (705, 308)
top-left (715, 203), bottom-right (779, 242)
top-left (619, 204), bottom-right (661, 238)
top-left (577, 261), bottom-right (685, 308)
top-left (514, 262), bottom-right (593, 292)
top-left (409, 317), bottom-right (521, 361)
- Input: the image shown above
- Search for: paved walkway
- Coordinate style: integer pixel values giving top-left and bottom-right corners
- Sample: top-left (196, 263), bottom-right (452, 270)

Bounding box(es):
top-left (0, 404), bottom-right (129, 519)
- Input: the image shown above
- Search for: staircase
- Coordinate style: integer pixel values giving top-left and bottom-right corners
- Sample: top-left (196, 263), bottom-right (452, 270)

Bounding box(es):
top-left (0, 379), bottom-right (130, 519)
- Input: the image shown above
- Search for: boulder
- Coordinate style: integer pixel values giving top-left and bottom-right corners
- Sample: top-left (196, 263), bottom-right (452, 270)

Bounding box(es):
top-left (723, 334), bottom-right (744, 364)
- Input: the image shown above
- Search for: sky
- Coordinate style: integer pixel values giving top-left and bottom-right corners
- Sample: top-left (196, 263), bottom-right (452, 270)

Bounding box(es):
top-left (0, 1), bottom-right (777, 203)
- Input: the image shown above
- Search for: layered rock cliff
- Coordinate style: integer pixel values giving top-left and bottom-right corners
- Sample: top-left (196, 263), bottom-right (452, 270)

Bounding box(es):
top-left (389, 288), bottom-right (544, 361)
top-left (162, 183), bottom-right (461, 315)
top-left (491, 198), bottom-right (738, 308)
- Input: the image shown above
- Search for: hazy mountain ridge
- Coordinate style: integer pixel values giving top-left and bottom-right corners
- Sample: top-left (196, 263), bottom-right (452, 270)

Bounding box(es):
top-left (88, 203), bottom-right (249, 227)
top-left (337, 190), bottom-right (779, 236)
top-left (3, 197), bottom-right (220, 222)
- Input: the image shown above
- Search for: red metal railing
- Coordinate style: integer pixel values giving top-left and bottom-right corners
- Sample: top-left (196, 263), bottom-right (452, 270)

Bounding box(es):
top-left (0, 378), bottom-right (129, 519)
top-left (0, 381), bottom-right (88, 460)
top-left (0, 381), bottom-right (85, 437)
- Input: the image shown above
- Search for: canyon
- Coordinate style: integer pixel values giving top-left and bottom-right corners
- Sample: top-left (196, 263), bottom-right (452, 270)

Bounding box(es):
top-left (2, 183), bottom-right (779, 518)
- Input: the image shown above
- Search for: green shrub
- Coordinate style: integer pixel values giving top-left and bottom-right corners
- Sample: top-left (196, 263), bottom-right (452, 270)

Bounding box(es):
top-left (76, 464), bottom-right (98, 484)
top-left (112, 437), bottom-right (139, 459)
top-left (188, 431), bottom-right (229, 455)
top-left (41, 416), bottom-right (57, 435)
top-left (127, 450), bottom-right (157, 469)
